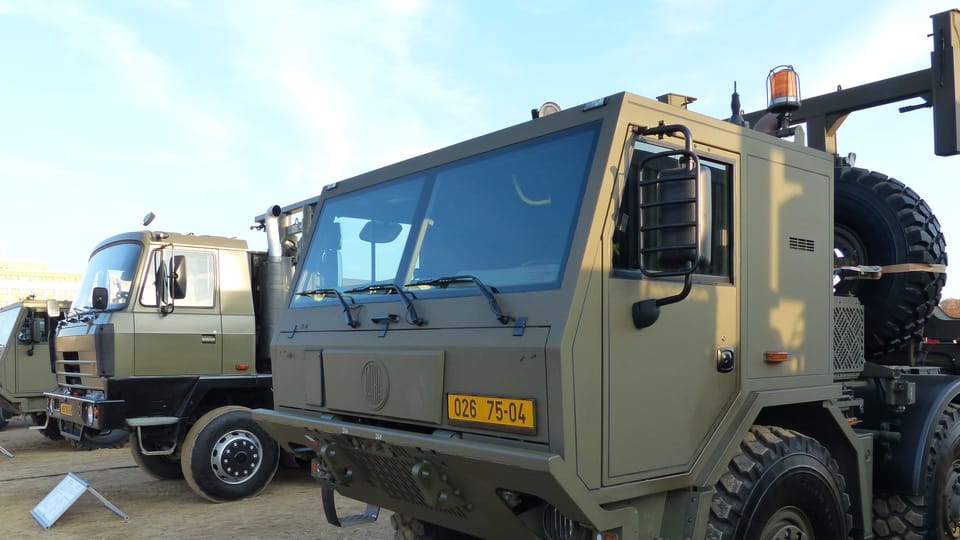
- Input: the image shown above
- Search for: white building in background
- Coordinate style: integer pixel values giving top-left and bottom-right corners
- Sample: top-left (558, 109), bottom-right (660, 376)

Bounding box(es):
top-left (0, 261), bottom-right (81, 307)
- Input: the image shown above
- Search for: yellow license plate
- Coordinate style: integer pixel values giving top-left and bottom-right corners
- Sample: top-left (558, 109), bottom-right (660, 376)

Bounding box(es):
top-left (447, 394), bottom-right (535, 433)
top-left (59, 403), bottom-right (73, 416)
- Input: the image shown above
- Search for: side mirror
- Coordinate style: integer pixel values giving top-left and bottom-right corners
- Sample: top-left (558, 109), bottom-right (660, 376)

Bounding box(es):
top-left (92, 287), bottom-right (109, 310)
top-left (17, 318), bottom-right (33, 345)
top-left (171, 255), bottom-right (187, 300)
top-left (631, 124), bottom-right (711, 329)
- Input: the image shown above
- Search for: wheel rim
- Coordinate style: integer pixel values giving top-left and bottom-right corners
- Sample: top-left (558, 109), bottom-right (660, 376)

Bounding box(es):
top-left (833, 224), bottom-right (868, 295)
top-left (944, 460), bottom-right (960, 538)
top-left (210, 429), bottom-right (263, 485)
top-left (759, 506), bottom-right (815, 540)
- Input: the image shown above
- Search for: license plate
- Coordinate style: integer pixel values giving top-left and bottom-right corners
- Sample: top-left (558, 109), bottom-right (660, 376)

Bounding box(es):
top-left (59, 403), bottom-right (73, 416)
top-left (447, 393), bottom-right (535, 433)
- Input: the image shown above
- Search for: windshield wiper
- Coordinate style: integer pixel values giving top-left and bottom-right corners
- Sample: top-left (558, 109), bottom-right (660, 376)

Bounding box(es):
top-left (343, 283), bottom-right (425, 326)
top-left (405, 275), bottom-right (511, 325)
top-left (297, 288), bottom-right (359, 328)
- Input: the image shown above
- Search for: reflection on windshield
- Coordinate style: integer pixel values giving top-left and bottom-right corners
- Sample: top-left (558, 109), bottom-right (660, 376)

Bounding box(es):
top-left (0, 306), bottom-right (21, 350)
top-left (292, 122), bottom-right (600, 308)
top-left (73, 242), bottom-right (142, 312)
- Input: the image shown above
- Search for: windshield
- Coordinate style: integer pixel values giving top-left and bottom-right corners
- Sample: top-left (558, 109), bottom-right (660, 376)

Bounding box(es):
top-left (73, 242), bottom-right (142, 312)
top-left (0, 305), bottom-right (21, 353)
top-left (292, 122), bottom-right (600, 308)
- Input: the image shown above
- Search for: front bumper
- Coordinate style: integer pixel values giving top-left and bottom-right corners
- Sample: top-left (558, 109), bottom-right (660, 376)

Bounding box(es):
top-left (43, 390), bottom-right (126, 431)
top-left (253, 408), bottom-right (638, 539)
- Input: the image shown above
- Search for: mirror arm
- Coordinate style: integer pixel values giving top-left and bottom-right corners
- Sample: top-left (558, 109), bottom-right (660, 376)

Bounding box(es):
top-left (631, 274), bottom-right (693, 330)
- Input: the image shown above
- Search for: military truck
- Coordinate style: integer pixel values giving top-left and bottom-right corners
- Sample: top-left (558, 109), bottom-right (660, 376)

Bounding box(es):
top-left (43, 200), bottom-right (318, 502)
top-left (0, 298), bottom-right (68, 436)
top-left (252, 10), bottom-right (960, 540)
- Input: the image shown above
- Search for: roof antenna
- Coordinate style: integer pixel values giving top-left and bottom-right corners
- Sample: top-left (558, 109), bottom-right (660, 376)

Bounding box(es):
top-left (728, 82), bottom-right (748, 127)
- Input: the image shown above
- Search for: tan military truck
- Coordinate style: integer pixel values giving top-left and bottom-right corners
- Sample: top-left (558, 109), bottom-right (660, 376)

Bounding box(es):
top-left (251, 9), bottom-right (960, 540)
top-left (0, 298), bottom-right (68, 436)
top-left (43, 199), bottom-right (318, 501)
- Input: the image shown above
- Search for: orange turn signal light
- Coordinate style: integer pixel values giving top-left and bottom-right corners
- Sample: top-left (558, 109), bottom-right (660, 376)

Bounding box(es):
top-left (764, 351), bottom-right (790, 364)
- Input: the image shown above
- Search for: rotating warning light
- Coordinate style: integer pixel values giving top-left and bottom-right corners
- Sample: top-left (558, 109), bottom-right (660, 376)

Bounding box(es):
top-left (766, 65), bottom-right (801, 114)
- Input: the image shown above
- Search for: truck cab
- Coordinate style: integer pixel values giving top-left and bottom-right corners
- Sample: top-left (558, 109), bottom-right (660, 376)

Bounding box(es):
top-left (0, 298), bottom-right (68, 433)
top-left (42, 221), bottom-right (303, 501)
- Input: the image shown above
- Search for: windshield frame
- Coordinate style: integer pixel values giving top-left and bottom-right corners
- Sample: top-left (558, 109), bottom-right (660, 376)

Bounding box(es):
top-left (0, 303), bottom-right (23, 354)
top-left (290, 120), bottom-right (602, 309)
top-left (72, 240), bottom-right (144, 314)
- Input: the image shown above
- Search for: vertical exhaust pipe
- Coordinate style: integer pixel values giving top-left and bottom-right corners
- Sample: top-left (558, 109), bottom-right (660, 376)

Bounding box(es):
top-left (258, 205), bottom-right (293, 367)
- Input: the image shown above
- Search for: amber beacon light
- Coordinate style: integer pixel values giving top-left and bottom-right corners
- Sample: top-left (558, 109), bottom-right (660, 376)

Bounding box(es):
top-left (766, 65), bottom-right (801, 113)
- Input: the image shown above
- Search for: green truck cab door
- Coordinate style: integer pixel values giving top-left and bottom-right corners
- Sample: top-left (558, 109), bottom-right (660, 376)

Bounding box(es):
top-left (603, 145), bottom-right (739, 484)
top-left (15, 309), bottom-right (54, 393)
top-left (133, 248), bottom-right (223, 376)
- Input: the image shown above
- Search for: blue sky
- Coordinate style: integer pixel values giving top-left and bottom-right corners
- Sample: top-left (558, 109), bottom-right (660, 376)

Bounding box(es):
top-left (2, 0), bottom-right (959, 298)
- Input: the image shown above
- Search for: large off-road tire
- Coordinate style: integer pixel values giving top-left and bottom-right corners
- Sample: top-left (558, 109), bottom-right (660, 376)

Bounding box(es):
top-left (390, 513), bottom-right (477, 540)
top-left (71, 427), bottom-right (129, 450)
top-left (707, 426), bottom-right (851, 539)
top-left (873, 404), bottom-right (960, 539)
top-left (130, 431), bottom-right (183, 480)
top-left (834, 166), bottom-right (947, 358)
top-left (181, 405), bottom-right (279, 503)
top-left (31, 413), bottom-right (63, 440)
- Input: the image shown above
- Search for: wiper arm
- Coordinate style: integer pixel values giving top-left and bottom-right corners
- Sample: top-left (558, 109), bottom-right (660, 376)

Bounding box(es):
top-left (405, 275), bottom-right (511, 325)
top-left (343, 284), bottom-right (425, 326)
top-left (297, 288), bottom-right (359, 328)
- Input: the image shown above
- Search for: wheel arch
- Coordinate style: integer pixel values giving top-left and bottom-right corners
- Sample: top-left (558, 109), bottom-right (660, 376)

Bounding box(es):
top-left (856, 374), bottom-right (960, 496)
top-left (180, 376), bottom-right (274, 421)
top-left (753, 401), bottom-right (869, 536)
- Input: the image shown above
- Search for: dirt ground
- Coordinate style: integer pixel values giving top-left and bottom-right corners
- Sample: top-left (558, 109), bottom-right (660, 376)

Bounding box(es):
top-left (0, 416), bottom-right (396, 539)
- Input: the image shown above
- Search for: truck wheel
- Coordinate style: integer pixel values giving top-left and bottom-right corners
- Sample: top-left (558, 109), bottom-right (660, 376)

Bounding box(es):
top-left (873, 404), bottom-right (960, 538)
top-left (31, 413), bottom-right (63, 440)
top-left (130, 431), bottom-right (183, 480)
top-left (390, 513), bottom-right (477, 540)
top-left (72, 428), bottom-right (129, 450)
top-left (181, 405), bottom-right (279, 503)
top-left (834, 166), bottom-right (946, 358)
top-left (707, 426), bottom-right (851, 539)
top-left (0, 409), bottom-right (10, 430)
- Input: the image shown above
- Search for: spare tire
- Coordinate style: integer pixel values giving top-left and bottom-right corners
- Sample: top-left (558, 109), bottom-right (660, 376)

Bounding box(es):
top-left (834, 166), bottom-right (947, 358)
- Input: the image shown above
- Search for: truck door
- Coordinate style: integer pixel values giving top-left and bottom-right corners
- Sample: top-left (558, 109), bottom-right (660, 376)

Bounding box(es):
top-left (134, 248), bottom-right (222, 376)
top-left (15, 308), bottom-right (55, 393)
top-left (604, 142), bottom-right (739, 483)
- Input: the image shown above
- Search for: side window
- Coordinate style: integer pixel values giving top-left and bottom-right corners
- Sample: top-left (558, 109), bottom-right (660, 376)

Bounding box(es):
top-left (141, 250), bottom-right (216, 308)
top-left (614, 142), bottom-right (733, 278)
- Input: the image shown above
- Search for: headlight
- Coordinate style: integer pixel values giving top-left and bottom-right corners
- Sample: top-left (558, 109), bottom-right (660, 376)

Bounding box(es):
top-left (84, 404), bottom-right (98, 425)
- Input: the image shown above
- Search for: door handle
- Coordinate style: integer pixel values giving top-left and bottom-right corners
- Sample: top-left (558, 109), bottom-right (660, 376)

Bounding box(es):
top-left (201, 332), bottom-right (217, 344)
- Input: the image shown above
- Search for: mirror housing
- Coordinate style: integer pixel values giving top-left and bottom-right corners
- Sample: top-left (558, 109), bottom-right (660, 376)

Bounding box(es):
top-left (171, 255), bottom-right (187, 300)
top-left (92, 287), bottom-right (109, 310)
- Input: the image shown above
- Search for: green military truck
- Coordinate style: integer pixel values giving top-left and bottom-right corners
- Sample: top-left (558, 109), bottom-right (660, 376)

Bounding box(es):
top-left (43, 200), bottom-right (318, 502)
top-left (0, 298), bottom-right (69, 436)
top-left (253, 10), bottom-right (960, 540)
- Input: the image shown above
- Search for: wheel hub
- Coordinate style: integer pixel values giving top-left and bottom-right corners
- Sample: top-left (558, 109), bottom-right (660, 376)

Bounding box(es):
top-left (210, 429), bottom-right (263, 485)
top-left (759, 506), bottom-right (814, 540)
top-left (944, 460), bottom-right (960, 538)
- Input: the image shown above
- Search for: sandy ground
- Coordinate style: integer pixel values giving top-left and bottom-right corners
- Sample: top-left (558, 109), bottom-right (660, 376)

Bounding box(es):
top-left (0, 417), bottom-right (395, 539)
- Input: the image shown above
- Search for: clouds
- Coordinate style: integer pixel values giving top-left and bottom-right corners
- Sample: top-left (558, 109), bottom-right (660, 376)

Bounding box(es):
top-left (1, 0), bottom-right (959, 300)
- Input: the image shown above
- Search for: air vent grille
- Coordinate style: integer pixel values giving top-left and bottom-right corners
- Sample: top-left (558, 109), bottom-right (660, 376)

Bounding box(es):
top-left (789, 236), bottom-right (815, 252)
